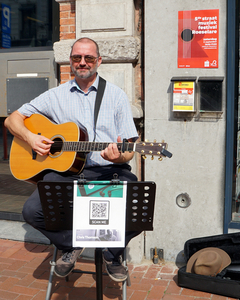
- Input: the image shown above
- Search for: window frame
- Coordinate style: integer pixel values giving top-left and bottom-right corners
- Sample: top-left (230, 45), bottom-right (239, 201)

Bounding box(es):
top-left (224, 0), bottom-right (240, 232)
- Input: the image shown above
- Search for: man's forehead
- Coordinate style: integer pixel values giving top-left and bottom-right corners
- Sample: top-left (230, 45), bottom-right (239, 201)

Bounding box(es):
top-left (72, 40), bottom-right (97, 52)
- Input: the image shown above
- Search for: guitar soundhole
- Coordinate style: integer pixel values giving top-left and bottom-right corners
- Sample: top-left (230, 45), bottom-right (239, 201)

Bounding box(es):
top-left (50, 138), bottom-right (63, 156)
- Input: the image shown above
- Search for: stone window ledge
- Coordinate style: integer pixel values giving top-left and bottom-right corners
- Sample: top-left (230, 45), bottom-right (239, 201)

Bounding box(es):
top-left (53, 37), bottom-right (140, 64)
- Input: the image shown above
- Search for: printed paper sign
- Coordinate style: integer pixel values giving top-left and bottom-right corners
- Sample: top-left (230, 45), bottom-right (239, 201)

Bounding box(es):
top-left (173, 81), bottom-right (195, 111)
top-left (72, 181), bottom-right (127, 248)
top-left (178, 9), bottom-right (219, 68)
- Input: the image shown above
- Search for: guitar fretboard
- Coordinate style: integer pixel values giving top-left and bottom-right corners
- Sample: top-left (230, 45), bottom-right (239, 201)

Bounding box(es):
top-left (61, 142), bottom-right (134, 152)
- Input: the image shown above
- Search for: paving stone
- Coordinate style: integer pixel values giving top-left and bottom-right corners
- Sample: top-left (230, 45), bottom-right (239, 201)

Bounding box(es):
top-left (0, 237), bottom-right (238, 300)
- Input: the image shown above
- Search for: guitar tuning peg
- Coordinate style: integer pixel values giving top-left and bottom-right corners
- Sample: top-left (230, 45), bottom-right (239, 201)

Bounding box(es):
top-left (151, 156), bottom-right (154, 160)
top-left (142, 155), bottom-right (147, 160)
top-left (154, 139), bottom-right (156, 143)
top-left (162, 140), bottom-right (165, 143)
top-left (145, 139), bottom-right (149, 142)
top-left (158, 156), bottom-right (163, 161)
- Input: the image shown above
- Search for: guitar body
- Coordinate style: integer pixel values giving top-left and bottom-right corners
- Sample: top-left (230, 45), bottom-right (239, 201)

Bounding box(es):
top-left (9, 114), bottom-right (87, 183)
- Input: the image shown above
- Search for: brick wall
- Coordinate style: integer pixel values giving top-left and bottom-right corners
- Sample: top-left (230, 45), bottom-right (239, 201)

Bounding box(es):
top-left (59, 2), bottom-right (76, 40)
top-left (59, 1), bottom-right (75, 83)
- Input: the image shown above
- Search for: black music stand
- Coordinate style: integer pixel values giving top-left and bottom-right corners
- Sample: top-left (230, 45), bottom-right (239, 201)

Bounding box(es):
top-left (38, 179), bottom-right (156, 300)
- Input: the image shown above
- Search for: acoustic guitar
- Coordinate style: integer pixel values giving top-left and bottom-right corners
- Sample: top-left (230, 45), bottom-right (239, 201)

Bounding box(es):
top-left (9, 114), bottom-right (172, 183)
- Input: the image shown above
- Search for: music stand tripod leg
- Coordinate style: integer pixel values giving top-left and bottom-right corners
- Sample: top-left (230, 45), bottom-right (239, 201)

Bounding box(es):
top-left (122, 248), bottom-right (131, 300)
top-left (45, 246), bottom-right (58, 300)
top-left (95, 248), bottom-right (103, 300)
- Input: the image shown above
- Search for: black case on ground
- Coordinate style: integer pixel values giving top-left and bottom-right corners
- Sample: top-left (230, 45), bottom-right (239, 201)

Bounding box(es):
top-left (177, 232), bottom-right (240, 298)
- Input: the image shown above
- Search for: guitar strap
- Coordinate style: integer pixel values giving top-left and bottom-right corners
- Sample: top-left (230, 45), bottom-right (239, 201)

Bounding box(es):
top-left (93, 76), bottom-right (106, 141)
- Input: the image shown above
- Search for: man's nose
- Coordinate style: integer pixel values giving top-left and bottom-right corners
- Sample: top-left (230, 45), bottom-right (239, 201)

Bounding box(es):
top-left (79, 57), bottom-right (86, 64)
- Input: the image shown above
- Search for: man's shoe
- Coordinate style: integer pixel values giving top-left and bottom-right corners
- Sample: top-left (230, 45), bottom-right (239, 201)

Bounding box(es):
top-left (103, 250), bottom-right (128, 282)
top-left (102, 249), bottom-right (114, 264)
top-left (54, 248), bottom-right (84, 277)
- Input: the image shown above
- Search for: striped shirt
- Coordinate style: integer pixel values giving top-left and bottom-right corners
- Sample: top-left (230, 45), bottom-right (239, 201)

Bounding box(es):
top-left (18, 74), bottom-right (138, 167)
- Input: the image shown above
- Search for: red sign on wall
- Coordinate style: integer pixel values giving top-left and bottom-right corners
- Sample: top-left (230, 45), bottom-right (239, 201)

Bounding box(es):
top-left (178, 9), bottom-right (219, 68)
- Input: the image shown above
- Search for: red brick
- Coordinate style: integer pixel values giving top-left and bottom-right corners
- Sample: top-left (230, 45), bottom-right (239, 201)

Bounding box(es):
top-left (163, 295), bottom-right (195, 300)
top-left (16, 296), bottom-right (33, 300)
top-left (60, 3), bottom-right (75, 12)
top-left (68, 286), bottom-right (89, 298)
top-left (10, 251), bottom-right (36, 261)
top-left (103, 295), bottom-right (120, 300)
top-left (60, 18), bottom-right (75, 26)
top-left (211, 296), bottom-right (229, 300)
top-left (0, 262), bottom-right (11, 271)
top-left (31, 291), bottom-right (48, 300)
top-left (60, 33), bottom-right (76, 40)
top-left (165, 280), bottom-right (182, 295)
top-left (30, 280), bottom-right (48, 290)
top-left (0, 247), bottom-right (21, 258)
top-left (140, 277), bottom-right (169, 288)
top-left (130, 271), bottom-right (146, 284)
top-left (76, 273), bottom-right (96, 285)
top-left (24, 257), bottom-right (46, 269)
top-left (17, 274), bottom-right (36, 287)
top-left (104, 279), bottom-right (121, 289)
top-left (0, 277), bottom-right (20, 291)
top-left (29, 244), bottom-right (49, 254)
top-left (51, 286), bottom-right (74, 299)
top-left (129, 290), bottom-right (149, 300)
top-left (0, 240), bottom-right (19, 248)
top-left (76, 262), bottom-right (96, 273)
top-left (129, 282), bottom-right (152, 292)
top-left (181, 287), bottom-right (212, 298)
top-left (0, 275), bottom-right (8, 283)
top-left (104, 287), bottom-right (123, 296)
top-left (60, 11), bottom-right (69, 19)
top-left (133, 265), bottom-right (149, 272)
top-left (60, 65), bottom-right (71, 73)
top-left (147, 285), bottom-right (165, 299)
top-left (61, 73), bottom-right (71, 82)
top-left (70, 25), bottom-right (76, 32)
top-left (60, 25), bottom-right (70, 33)
top-left (9, 285), bottom-right (39, 296)
top-left (161, 264), bottom-right (177, 274)
top-left (0, 290), bottom-right (19, 300)
top-left (84, 290), bottom-right (97, 300)
top-left (11, 242), bottom-right (25, 250)
top-left (144, 269), bottom-right (160, 279)
top-left (6, 261), bottom-right (27, 271)
top-left (24, 243), bottom-right (40, 252)
top-left (1, 270), bottom-right (27, 279)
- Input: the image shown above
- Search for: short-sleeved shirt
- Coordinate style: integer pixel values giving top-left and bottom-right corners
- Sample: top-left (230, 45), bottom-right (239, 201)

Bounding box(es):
top-left (18, 75), bottom-right (138, 167)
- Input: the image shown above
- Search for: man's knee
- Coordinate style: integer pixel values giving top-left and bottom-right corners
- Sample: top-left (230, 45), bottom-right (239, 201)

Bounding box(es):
top-left (22, 189), bottom-right (42, 227)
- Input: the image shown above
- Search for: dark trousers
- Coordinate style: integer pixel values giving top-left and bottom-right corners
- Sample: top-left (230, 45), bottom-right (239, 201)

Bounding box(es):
top-left (22, 164), bottom-right (141, 258)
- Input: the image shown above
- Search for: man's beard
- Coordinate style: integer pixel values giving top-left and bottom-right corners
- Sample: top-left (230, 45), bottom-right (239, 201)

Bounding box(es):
top-left (71, 63), bottom-right (98, 79)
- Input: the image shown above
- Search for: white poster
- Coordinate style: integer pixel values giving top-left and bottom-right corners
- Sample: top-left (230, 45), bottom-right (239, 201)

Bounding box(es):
top-left (72, 181), bottom-right (127, 248)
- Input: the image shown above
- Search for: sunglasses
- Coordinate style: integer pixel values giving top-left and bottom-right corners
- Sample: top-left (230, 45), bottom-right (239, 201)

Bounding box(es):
top-left (70, 55), bottom-right (98, 63)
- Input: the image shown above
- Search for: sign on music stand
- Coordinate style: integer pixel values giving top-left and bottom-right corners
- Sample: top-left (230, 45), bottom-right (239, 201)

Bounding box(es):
top-left (38, 178), bottom-right (156, 300)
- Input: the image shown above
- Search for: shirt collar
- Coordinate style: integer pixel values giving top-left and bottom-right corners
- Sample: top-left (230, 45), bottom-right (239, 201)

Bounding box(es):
top-left (70, 74), bottom-right (99, 94)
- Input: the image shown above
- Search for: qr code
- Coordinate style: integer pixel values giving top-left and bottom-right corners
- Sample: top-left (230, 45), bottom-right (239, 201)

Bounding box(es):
top-left (90, 201), bottom-right (109, 219)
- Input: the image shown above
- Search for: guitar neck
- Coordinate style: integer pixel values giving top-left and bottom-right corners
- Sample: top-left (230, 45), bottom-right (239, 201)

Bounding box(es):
top-left (61, 141), bottom-right (135, 153)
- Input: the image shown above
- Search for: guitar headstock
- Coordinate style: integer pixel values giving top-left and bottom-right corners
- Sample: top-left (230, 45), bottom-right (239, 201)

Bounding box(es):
top-left (135, 140), bottom-right (172, 160)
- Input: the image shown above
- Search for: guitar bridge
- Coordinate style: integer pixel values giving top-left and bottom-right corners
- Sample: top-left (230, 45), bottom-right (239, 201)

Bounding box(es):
top-left (32, 149), bottom-right (37, 160)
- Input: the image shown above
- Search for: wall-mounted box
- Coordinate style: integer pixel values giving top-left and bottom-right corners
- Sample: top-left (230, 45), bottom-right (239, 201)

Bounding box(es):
top-left (198, 77), bottom-right (224, 112)
top-left (171, 77), bottom-right (197, 112)
top-left (7, 77), bottom-right (49, 114)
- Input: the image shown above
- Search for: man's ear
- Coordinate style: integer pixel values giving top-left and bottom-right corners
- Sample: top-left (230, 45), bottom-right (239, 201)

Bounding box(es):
top-left (97, 56), bottom-right (102, 67)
